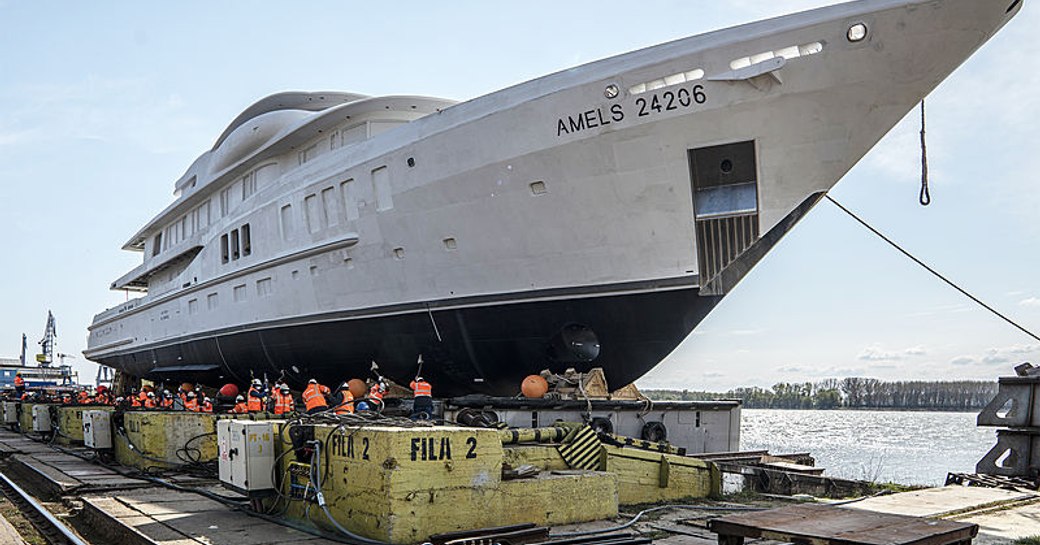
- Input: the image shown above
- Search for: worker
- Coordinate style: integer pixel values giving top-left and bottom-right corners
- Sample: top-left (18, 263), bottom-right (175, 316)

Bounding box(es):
top-left (13, 372), bottom-right (24, 396)
top-left (159, 390), bottom-right (174, 409)
top-left (409, 376), bottom-right (433, 420)
top-left (142, 391), bottom-right (156, 408)
top-left (247, 379), bottom-right (265, 413)
top-left (61, 392), bottom-right (72, 404)
top-left (200, 395), bottom-right (213, 413)
top-left (367, 380), bottom-right (387, 410)
top-left (130, 389), bottom-right (142, 408)
top-left (333, 383), bottom-right (354, 415)
top-left (230, 395), bottom-right (248, 414)
top-left (137, 387), bottom-right (150, 406)
top-left (78, 389), bottom-right (91, 404)
top-left (302, 379), bottom-right (331, 414)
top-left (273, 385), bottom-right (295, 415)
top-left (184, 391), bottom-right (199, 412)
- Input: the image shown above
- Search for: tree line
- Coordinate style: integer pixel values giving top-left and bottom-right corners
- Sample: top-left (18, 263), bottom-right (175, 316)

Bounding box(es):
top-left (644, 378), bottom-right (998, 411)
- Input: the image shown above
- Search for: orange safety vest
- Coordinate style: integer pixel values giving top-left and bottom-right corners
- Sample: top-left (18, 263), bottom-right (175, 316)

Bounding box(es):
top-left (201, 399), bottom-right (213, 413)
top-left (160, 397), bottom-right (174, 409)
top-left (369, 384), bottom-right (384, 402)
top-left (247, 387), bottom-right (263, 412)
top-left (13, 376), bottom-right (24, 387)
top-left (143, 398), bottom-right (156, 409)
top-left (273, 392), bottom-right (295, 415)
top-left (410, 380), bottom-right (432, 398)
top-left (231, 402), bottom-right (248, 414)
top-left (303, 383), bottom-right (328, 411)
top-left (334, 390), bottom-right (354, 415)
top-left (184, 398), bottom-right (199, 412)
top-left (131, 396), bottom-right (142, 408)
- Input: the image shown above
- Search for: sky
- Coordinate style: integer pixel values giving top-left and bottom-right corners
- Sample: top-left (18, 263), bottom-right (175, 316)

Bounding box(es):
top-left (0, 1), bottom-right (1036, 391)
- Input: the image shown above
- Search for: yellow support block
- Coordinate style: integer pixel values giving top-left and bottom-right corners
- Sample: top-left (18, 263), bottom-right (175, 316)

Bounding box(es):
top-left (502, 444), bottom-right (569, 472)
top-left (54, 405), bottom-right (114, 445)
top-left (274, 425), bottom-right (618, 544)
top-left (114, 411), bottom-right (271, 470)
top-left (603, 445), bottom-right (720, 505)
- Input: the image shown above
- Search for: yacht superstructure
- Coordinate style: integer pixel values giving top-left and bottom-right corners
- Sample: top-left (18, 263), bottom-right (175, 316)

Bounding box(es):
top-left (86, 0), bottom-right (1022, 395)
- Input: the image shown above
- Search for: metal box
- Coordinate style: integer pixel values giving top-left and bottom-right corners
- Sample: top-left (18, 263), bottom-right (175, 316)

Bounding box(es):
top-left (1, 402), bottom-right (17, 424)
top-left (83, 410), bottom-right (113, 449)
top-left (31, 405), bottom-right (52, 432)
top-left (217, 420), bottom-right (275, 494)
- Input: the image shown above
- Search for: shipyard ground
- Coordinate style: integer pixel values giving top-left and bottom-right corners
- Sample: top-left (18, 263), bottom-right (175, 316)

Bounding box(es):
top-left (0, 429), bottom-right (1037, 544)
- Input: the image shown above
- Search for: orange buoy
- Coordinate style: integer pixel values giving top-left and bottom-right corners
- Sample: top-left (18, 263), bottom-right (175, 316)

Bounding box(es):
top-left (347, 378), bottom-right (368, 400)
top-left (521, 375), bottom-right (549, 398)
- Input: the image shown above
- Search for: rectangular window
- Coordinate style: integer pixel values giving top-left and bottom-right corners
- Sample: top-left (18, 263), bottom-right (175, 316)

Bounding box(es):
top-left (220, 233), bottom-right (229, 264)
top-left (152, 233), bottom-right (162, 257)
top-left (242, 172), bottom-right (257, 200)
top-left (256, 277), bottom-right (273, 297)
top-left (188, 299), bottom-right (198, 315)
top-left (241, 223), bottom-right (251, 256)
top-left (280, 204), bottom-right (294, 241)
top-left (372, 166), bottom-right (393, 211)
top-left (207, 293), bottom-right (219, 310)
top-left (233, 284), bottom-right (246, 302)
top-left (231, 229), bottom-right (240, 260)
top-left (220, 188), bottom-right (230, 217)
top-left (321, 186), bottom-right (338, 227)
top-left (304, 193), bottom-right (321, 233)
top-left (298, 144), bottom-right (318, 165)
top-left (340, 179), bottom-right (359, 221)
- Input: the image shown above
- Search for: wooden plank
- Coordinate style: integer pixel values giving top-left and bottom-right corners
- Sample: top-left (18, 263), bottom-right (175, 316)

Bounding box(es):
top-left (708, 504), bottom-right (977, 545)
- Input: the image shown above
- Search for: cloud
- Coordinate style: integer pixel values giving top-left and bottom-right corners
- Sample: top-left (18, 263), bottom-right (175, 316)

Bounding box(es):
top-left (777, 366), bottom-right (803, 373)
top-left (904, 346), bottom-right (927, 356)
top-left (729, 328), bottom-right (765, 336)
top-left (1020, 297), bottom-right (1040, 307)
top-left (702, 372), bottom-right (725, 378)
top-left (858, 345), bottom-right (904, 362)
top-left (950, 356), bottom-right (976, 366)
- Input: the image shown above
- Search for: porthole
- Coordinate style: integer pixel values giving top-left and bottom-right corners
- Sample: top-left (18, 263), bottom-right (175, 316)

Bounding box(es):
top-left (720, 159), bottom-right (734, 174)
top-left (847, 23), bottom-right (868, 42)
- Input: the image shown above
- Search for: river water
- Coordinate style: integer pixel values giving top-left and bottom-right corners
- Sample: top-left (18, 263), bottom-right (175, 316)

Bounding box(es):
top-left (740, 409), bottom-right (997, 486)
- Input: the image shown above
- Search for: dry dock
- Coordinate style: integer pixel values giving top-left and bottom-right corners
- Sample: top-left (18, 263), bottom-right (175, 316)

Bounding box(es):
top-left (1, 425), bottom-right (1040, 544)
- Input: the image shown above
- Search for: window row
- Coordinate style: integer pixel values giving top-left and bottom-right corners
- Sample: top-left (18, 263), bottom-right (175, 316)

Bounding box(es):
top-left (279, 165), bottom-right (391, 240)
top-left (187, 276), bottom-right (273, 314)
top-left (220, 223), bottom-right (251, 264)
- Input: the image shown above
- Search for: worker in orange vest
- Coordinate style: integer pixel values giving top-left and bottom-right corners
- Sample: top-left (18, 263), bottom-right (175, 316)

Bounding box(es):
top-left (273, 386), bottom-right (295, 415)
top-left (78, 389), bottom-right (91, 404)
top-left (184, 391), bottom-right (199, 412)
top-left (200, 395), bottom-right (213, 413)
top-left (230, 395), bottom-right (248, 413)
top-left (302, 379), bottom-right (330, 414)
top-left (333, 383), bottom-right (354, 415)
top-left (367, 380), bottom-right (387, 411)
top-left (143, 392), bottom-right (157, 409)
top-left (409, 376), bottom-right (433, 420)
top-left (61, 393), bottom-right (72, 404)
top-left (137, 388), bottom-right (149, 406)
top-left (130, 389), bottom-right (142, 408)
top-left (247, 379), bottom-right (265, 413)
top-left (13, 372), bottom-right (24, 396)
top-left (160, 390), bottom-right (174, 409)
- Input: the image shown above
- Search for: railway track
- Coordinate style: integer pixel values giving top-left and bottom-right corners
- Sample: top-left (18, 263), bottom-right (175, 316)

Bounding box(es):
top-left (0, 471), bottom-right (88, 545)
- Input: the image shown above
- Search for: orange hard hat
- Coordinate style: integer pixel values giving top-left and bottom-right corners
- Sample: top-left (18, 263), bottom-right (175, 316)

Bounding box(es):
top-left (521, 375), bottom-right (549, 399)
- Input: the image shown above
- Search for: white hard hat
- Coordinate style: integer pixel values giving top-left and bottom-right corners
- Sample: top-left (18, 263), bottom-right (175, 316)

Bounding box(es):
top-left (308, 379), bottom-right (317, 384)
top-left (252, 379), bottom-right (261, 385)
top-left (236, 395), bottom-right (244, 402)
top-left (187, 391), bottom-right (196, 398)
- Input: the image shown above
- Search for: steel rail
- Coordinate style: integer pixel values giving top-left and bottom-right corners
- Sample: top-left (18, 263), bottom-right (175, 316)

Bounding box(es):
top-left (0, 471), bottom-right (89, 545)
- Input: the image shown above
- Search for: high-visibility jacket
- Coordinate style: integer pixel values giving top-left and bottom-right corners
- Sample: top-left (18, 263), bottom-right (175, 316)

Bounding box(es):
top-left (13, 376), bottom-right (24, 388)
top-left (201, 399), bottom-right (213, 413)
top-left (160, 397), bottom-right (174, 409)
top-left (78, 392), bottom-right (90, 404)
top-left (368, 384), bottom-right (385, 403)
top-left (231, 402), bottom-right (248, 414)
top-left (410, 380), bottom-right (432, 398)
top-left (247, 387), bottom-right (264, 413)
top-left (143, 397), bottom-right (156, 409)
top-left (334, 390), bottom-right (354, 415)
top-left (273, 392), bottom-right (295, 415)
top-left (62, 395), bottom-right (71, 404)
top-left (184, 398), bottom-right (199, 412)
top-left (303, 383), bottom-right (329, 411)
top-left (131, 396), bottom-right (142, 408)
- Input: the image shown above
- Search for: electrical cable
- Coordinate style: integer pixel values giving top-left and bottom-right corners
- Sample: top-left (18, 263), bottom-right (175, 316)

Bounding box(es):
top-left (825, 194), bottom-right (1040, 344)
top-left (550, 504), bottom-right (766, 538)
